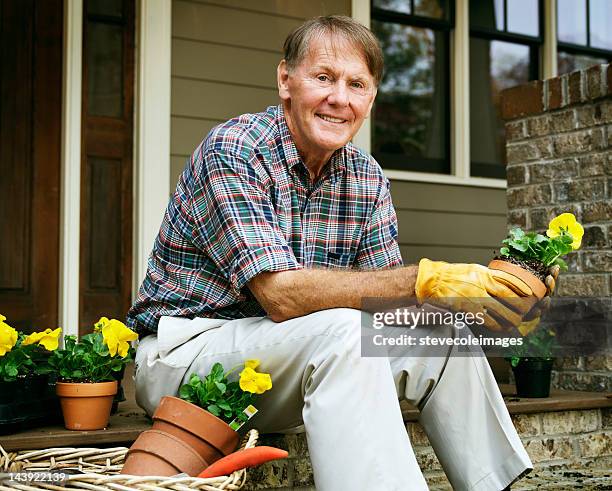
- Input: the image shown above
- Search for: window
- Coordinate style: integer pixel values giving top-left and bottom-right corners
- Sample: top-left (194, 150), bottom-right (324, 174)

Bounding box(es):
top-left (557, 0), bottom-right (612, 75)
top-left (469, 0), bottom-right (541, 179)
top-left (371, 0), bottom-right (452, 174)
top-left (363, 0), bottom-right (612, 187)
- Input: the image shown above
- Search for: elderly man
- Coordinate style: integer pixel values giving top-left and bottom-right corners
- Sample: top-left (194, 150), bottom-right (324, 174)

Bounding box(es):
top-left (128, 16), bottom-right (550, 491)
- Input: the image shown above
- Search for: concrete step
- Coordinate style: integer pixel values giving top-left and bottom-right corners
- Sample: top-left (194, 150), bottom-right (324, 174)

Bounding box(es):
top-left (243, 407), bottom-right (611, 490)
top-left (1, 366), bottom-right (610, 490)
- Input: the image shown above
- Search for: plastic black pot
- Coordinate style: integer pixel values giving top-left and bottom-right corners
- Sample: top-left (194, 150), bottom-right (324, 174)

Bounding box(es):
top-left (512, 359), bottom-right (554, 398)
top-left (111, 366), bottom-right (127, 414)
top-left (0, 374), bottom-right (62, 434)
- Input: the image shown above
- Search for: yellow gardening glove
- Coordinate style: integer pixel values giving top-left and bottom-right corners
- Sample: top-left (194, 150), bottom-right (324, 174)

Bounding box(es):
top-left (516, 264), bottom-right (561, 335)
top-left (415, 258), bottom-right (538, 332)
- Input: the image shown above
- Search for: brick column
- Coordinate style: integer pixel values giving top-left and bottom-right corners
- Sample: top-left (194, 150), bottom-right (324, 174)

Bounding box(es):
top-left (501, 64), bottom-right (612, 392)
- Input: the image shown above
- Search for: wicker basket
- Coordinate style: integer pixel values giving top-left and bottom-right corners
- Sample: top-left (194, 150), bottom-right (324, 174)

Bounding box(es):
top-left (0, 429), bottom-right (258, 490)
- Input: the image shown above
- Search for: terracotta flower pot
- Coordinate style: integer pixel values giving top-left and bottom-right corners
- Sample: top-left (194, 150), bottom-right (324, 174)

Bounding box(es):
top-left (121, 396), bottom-right (239, 476)
top-left (488, 259), bottom-right (547, 300)
top-left (122, 429), bottom-right (208, 476)
top-left (56, 380), bottom-right (117, 430)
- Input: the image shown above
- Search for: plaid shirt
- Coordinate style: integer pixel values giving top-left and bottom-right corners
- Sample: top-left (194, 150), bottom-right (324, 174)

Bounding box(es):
top-left (127, 105), bottom-right (402, 334)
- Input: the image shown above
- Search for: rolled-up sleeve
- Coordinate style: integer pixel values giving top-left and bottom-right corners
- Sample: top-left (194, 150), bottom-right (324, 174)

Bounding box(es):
top-left (190, 150), bottom-right (301, 292)
top-left (354, 177), bottom-right (403, 269)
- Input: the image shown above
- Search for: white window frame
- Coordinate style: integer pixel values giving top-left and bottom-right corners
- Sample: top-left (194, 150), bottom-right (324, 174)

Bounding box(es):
top-left (60, 0), bottom-right (83, 337)
top-left (134, 0), bottom-right (172, 295)
top-left (352, 0), bottom-right (559, 189)
top-left (60, 0), bottom-right (172, 334)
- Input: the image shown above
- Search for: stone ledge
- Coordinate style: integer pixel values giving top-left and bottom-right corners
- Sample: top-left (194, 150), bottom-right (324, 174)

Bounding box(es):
top-left (1, 385), bottom-right (609, 451)
top-left (245, 408), bottom-right (611, 490)
top-left (400, 384), bottom-right (612, 421)
top-left (501, 64), bottom-right (610, 121)
top-left (1, 386), bottom-right (610, 490)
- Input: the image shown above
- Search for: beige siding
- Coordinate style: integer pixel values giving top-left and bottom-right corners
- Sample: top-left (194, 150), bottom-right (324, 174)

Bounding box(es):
top-left (171, 0), bottom-right (350, 183)
top-left (390, 181), bottom-right (507, 265)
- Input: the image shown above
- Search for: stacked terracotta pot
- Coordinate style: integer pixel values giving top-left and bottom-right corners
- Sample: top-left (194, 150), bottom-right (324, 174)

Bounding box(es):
top-left (122, 396), bottom-right (239, 476)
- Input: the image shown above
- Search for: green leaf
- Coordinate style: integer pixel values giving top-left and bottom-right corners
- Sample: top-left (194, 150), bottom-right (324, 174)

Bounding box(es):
top-left (217, 401), bottom-right (232, 411)
top-left (215, 381), bottom-right (227, 394)
top-left (499, 247), bottom-right (510, 256)
top-left (207, 404), bottom-right (221, 416)
top-left (211, 363), bottom-right (224, 381)
top-left (509, 241), bottom-right (528, 252)
top-left (179, 384), bottom-right (193, 400)
top-left (510, 228), bottom-right (525, 239)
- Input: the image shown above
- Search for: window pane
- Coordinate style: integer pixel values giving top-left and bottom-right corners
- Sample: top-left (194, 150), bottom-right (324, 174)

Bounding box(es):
top-left (507, 0), bottom-right (539, 37)
top-left (414, 0), bottom-right (445, 19)
top-left (372, 21), bottom-right (449, 173)
top-left (87, 21), bottom-right (123, 117)
top-left (590, 0), bottom-right (612, 50)
top-left (372, 0), bottom-right (411, 15)
top-left (470, 0), bottom-right (504, 31)
top-left (470, 39), bottom-right (531, 179)
top-left (557, 51), bottom-right (607, 75)
top-left (557, 0), bottom-right (587, 45)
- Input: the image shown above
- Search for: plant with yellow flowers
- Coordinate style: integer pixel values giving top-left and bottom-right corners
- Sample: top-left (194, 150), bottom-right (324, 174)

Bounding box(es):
top-left (45, 317), bottom-right (138, 382)
top-left (179, 359), bottom-right (272, 425)
top-left (507, 321), bottom-right (558, 367)
top-left (500, 212), bottom-right (584, 277)
top-left (0, 314), bottom-right (62, 382)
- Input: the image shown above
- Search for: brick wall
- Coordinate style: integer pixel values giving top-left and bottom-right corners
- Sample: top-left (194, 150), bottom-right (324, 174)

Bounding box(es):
top-left (501, 64), bottom-right (612, 393)
top-left (244, 410), bottom-right (612, 489)
top-left (407, 410), bottom-right (612, 488)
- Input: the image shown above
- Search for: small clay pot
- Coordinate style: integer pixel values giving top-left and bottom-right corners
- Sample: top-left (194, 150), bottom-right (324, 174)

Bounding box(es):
top-left (488, 259), bottom-right (547, 300)
top-left (121, 396), bottom-right (239, 476)
top-left (56, 381), bottom-right (117, 430)
top-left (122, 429), bottom-right (208, 476)
top-left (152, 396), bottom-right (239, 464)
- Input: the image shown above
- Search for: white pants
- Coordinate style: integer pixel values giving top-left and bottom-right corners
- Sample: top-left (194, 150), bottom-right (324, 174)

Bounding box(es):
top-left (134, 308), bottom-right (532, 491)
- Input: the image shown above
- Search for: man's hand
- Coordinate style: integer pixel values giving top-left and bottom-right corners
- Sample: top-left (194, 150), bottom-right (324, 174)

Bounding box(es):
top-left (415, 259), bottom-right (540, 332)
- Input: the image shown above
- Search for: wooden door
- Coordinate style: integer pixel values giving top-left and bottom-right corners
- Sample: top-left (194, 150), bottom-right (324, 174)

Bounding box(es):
top-left (0, 0), bottom-right (63, 333)
top-left (79, 0), bottom-right (134, 334)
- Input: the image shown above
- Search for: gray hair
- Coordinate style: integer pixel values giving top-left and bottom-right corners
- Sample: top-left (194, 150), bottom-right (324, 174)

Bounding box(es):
top-left (283, 15), bottom-right (384, 86)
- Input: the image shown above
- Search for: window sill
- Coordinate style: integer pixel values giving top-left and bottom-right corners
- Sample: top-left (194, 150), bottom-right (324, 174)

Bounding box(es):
top-left (383, 169), bottom-right (508, 189)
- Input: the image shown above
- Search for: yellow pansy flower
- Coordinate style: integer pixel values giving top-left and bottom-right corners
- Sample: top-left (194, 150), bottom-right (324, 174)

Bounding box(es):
top-left (94, 317), bottom-right (110, 333)
top-left (239, 367), bottom-right (272, 394)
top-left (102, 319), bottom-right (138, 357)
top-left (546, 213), bottom-right (584, 250)
top-left (0, 317), bottom-right (18, 357)
top-left (244, 359), bottom-right (260, 370)
top-left (22, 327), bottom-right (62, 351)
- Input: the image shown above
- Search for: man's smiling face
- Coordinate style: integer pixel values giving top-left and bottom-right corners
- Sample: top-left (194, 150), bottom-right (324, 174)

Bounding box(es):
top-left (278, 34), bottom-right (377, 169)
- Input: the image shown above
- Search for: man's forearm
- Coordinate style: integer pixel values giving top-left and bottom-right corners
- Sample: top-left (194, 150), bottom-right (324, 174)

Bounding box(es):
top-left (248, 266), bottom-right (419, 322)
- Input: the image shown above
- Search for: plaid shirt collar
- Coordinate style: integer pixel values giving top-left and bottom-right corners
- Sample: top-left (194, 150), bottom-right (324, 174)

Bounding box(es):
top-left (276, 104), bottom-right (347, 184)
